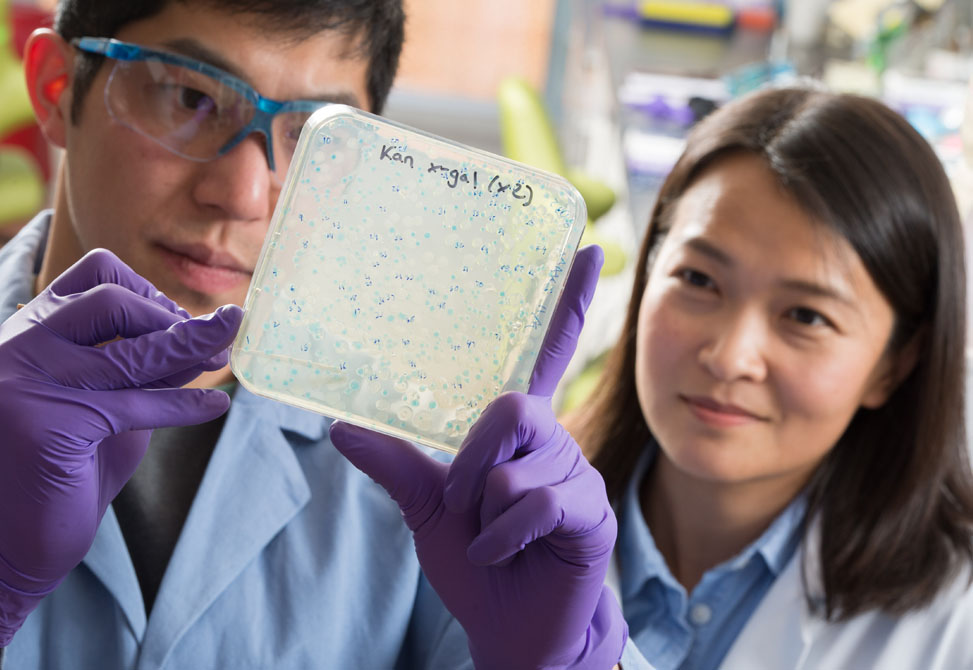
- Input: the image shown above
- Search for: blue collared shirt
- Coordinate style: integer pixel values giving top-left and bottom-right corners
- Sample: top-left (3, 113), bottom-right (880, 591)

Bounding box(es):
top-left (618, 445), bottom-right (805, 670)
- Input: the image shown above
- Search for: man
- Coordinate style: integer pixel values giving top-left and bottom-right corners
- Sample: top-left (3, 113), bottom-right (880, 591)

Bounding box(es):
top-left (0, 1), bottom-right (632, 668)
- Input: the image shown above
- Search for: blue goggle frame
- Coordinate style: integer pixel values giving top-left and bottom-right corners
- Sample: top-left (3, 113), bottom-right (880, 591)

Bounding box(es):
top-left (72, 36), bottom-right (328, 171)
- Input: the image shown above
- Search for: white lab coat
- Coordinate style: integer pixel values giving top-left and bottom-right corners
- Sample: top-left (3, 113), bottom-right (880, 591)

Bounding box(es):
top-left (721, 525), bottom-right (973, 669)
top-left (610, 521), bottom-right (973, 670)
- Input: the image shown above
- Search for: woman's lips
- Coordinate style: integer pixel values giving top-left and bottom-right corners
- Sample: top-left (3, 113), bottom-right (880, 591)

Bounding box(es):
top-left (157, 244), bottom-right (252, 295)
top-left (682, 395), bottom-right (766, 428)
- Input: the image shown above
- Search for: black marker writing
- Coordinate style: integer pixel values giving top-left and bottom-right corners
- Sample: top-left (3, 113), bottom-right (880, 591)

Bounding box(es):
top-left (380, 144), bottom-right (414, 168)
top-left (377, 145), bottom-right (535, 207)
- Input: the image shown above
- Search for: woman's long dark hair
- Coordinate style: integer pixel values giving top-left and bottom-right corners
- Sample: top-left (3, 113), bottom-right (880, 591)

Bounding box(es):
top-left (571, 87), bottom-right (973, 619)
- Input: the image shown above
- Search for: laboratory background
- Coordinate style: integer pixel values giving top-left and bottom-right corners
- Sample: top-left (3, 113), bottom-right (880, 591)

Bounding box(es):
top-left (1, 0), bottom-right (971, 409)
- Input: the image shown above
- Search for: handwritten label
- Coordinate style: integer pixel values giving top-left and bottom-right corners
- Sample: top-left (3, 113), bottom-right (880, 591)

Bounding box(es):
top-left (379, 144), bottom-right (534, 207)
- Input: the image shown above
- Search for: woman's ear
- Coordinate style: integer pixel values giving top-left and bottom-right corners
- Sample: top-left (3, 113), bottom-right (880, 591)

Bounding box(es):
top-left (23, 28), bottom-right (74, 149)
top-left (861, 334), bottom-right (921, 409)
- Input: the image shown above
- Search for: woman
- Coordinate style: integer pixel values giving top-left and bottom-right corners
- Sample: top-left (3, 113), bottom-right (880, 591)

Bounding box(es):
top-left (570, 86), bottom-right (973, 668)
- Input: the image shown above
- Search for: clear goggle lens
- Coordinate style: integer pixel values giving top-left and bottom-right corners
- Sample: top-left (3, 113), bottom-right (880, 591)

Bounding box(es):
top-left (104, 58), bottom-right (319, 182)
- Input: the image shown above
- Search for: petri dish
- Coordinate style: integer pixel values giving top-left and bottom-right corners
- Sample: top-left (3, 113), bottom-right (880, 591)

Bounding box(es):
top-left (230, 105), bottom-right (588, 453)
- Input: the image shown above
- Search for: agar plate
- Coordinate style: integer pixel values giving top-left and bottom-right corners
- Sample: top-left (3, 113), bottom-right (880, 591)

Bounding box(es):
top-left (230, 105), bottom-right (587, 453)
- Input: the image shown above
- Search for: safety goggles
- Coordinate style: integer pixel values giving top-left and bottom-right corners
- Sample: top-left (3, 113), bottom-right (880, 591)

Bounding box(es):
top-left (72, 37), bottom-right (330, 182)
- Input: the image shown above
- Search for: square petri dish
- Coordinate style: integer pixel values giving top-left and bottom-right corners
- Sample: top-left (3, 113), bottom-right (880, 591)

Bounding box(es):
top-left (230, 105), bottom-right (588, 453)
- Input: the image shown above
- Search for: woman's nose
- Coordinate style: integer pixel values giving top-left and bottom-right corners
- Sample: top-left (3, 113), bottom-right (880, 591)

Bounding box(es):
top-left (697, 309), bottom-right (769, 383)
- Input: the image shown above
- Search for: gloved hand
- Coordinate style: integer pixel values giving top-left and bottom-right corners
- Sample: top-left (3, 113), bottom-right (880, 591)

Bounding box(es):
top-left (330, 245), bottom-right (627, 670)
top-left (0, 249), bottom-right (243, 646)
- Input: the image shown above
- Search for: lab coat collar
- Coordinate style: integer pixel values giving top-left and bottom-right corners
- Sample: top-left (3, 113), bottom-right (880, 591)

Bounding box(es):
top-left (82, 390), bottom-right (324, 667)
top-left (720, 518), bottom-right (825, 670)
top-left (614, 442), bottom-right (806, 602)
top-left (230, 383), bottom-right (330, 442)
top-left (83, 507), bottom-right (148, 640)
top-left (0, 210), bottom-right (49, 321)
top-left (137, 387), bottom-right (315, 667)
top-left (606, 440), bottom-right (819, 669)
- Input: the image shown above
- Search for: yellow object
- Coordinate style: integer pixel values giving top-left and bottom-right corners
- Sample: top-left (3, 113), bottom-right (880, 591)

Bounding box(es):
top-left (638, 1), bottom-right (734, 28)
top-left (829, 0), bottom-right (896, 42)
top-left (580, 224), bottom-right (627, 276)
top-left (497, 76), bottom-right (617, 221)
top-left (497, 76), bottom-right (566, 176)
top-left (559, 355), bottom-right (605, 414)
top-left (0, 0), bottom-right (34, 139)
top-left (0, 147), bottom-right (45, 226)
top-left (0, 0), bottom-right (44, 230)
top-left (497, 76), bottom-right (626, 276)
top-left (566, 168), bottom-right (616, 223)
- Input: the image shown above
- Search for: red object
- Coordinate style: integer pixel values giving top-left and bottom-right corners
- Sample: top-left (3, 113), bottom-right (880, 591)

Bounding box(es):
top-left (737, 7), bottom-right (777, 31)
top-left (3, 5), bottom-right (55, 183)
top-left (11, 4), bottom-right (52, 56)
top-left (2, 123), bottom-right (50, 180)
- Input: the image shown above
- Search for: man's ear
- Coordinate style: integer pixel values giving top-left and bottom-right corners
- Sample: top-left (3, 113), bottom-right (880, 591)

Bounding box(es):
top-left (861, 333), bottom-right (921, 409)
top-left (23, 28), bottom-right (75, 149)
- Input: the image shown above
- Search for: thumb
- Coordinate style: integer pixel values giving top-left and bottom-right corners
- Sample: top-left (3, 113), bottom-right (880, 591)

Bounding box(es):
top-left (528, 245), bottom-right (603, 397)
top-left (329, 422), bottom-right (447, 533)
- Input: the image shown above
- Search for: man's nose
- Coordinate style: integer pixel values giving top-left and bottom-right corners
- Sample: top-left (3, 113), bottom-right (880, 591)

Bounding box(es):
top-left (192, 133), bottom-right (276, 221)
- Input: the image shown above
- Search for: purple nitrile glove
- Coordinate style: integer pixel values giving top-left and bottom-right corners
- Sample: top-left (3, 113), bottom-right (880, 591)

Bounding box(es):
top-left (0, 249), bottom-right (243, 646)
top-left (330, 245), bottom-right (627, 670)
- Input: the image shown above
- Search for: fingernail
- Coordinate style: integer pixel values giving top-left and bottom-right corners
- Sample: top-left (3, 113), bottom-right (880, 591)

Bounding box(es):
top-left (199, 388), bottom-right (231, 408)
top-left (329, 421), bottom-right (352, 442)
top-left (217, 304), bottom-right (243, 319)
top-left (202, 304), bottom-right (243, 328)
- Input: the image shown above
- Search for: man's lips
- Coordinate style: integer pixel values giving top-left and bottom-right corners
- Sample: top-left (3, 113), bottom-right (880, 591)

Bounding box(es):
top-left (161, 242), bottom-right (252, 273)
top-left (157, 243), bottom-right (253, 295)
top-left (680, 394), bottom-right (768, 427)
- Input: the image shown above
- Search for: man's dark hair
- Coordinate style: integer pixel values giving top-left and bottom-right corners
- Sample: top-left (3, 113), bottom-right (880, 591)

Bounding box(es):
top-left (54, 0), bottom-right (404, 120)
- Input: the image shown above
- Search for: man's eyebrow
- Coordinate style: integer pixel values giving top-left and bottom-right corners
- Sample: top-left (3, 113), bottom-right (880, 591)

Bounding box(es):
top-left (162, 38), bottom-right (246, 79)
top-left (684, 237), bottom-right (856, 306)
top-left (159, 38), bottom-right (363, 106)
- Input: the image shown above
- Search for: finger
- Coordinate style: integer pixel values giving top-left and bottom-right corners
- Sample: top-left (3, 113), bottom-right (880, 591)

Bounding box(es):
top-left (93, 304), bottom-right (241, 387)
top-left (474, 437), bottom-right (579, 568)
top-left (67, 386), bottom-right (232, 441)
top-left (467, 467), bottom-right (615, 566)
top-left (329, 422), bottom-right (447, 534)
top-left (146, 352), bottom-right (231, 389)
top-left (48, 248), bottom-right (190, 318)
top-left (151, 326), bottom-right (240, 388)
top-left (443, 393), bottom-right (558, 513)
top-left (37, 283), bottom-right (190, 346)
top-left (53, 305), bottom-right (242, 390)
top-left (478, 430), bottom-right (578, 531)
top-left (528, 244), bottom-right (603, 398)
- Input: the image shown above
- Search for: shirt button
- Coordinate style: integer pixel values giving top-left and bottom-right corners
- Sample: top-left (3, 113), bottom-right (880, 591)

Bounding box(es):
top-left (690, 603), bottom-right (712, 626)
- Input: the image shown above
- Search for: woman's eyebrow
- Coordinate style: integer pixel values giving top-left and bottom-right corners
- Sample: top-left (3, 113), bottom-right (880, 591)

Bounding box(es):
top-left (685, 237), bottom-right (857, 307)
top-left (685, 237), bottom-right (733, 266)
top-left (777, 278), bottom-right (856, 307)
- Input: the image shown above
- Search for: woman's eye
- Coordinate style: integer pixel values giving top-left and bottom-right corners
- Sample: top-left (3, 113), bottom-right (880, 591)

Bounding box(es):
top-left (677, 268), bottom-right (715, 290)
top-left (786, 307), bottom-right (831, 327)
